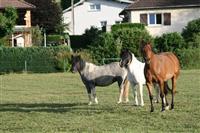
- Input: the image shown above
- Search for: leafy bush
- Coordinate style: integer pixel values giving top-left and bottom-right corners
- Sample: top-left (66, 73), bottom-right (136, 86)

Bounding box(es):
top-left (89, 33), bottom-right (121, 64)
top-left (154, 32), bottom-right (186, 53)
top-left (55, 51), bottom-right (71, 72)
top-left (176, 48), bottom-right (200, 69)
top-left (112, 28), bottom-right (153, 57)
top-left (182, 18), bottom-right (200, 44)
top-left (31, 25), bottom-right (43, 46)
top-left (0, 7), bottom-right (17, 38)
top-left (0, 46), bottom-right (72, 73)
top-left (70, 35), bottom-right (86, 50)
top-left (83, 26), bottom-right (102, 48)
top-left (187, 33), bottom-right (200, 48)
top-left (111, 23), bottom-right (145, 33)
top-left (47, 34), bottom-right (65, 46)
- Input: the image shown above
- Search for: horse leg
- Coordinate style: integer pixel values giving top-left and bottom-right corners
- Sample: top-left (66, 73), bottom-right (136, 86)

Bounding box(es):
top-left (86, 85), bottom-right (92, 105)
top-left (171, 77), bottom-right (177, 110)
top-left (123, 80), bottom-right (130, 103)
top-left (92, 86), bottom-right (98, 104)
top-left (131, 83), bottom-right (138, 106)
top-left (146, 82), bottom-right (154, 112)
top-left (117, 79), bottom-right (124, 104)
top-left (154, 83), bottom-right (160, 103)
top-left (138, 83), bottom-right (144, 106)
top-left (164, 82), bottom-right (169, 110)
top-left (159, 80), bottom-right (165, 112)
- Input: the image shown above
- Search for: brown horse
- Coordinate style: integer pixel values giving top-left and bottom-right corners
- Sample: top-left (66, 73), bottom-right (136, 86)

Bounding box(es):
top-left (141, 43), bottom-right (180, 112)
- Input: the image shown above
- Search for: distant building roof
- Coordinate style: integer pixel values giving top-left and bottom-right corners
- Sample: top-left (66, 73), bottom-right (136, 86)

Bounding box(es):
top-left (125, 0), bottom-right (200, 10)
top-left (63, 0), bottom-right (135, 13)
top-left (0, 0), bottom-right (35, 9)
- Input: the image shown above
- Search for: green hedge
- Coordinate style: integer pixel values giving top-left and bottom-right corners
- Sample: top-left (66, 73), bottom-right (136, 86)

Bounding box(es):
top-left (176, 48), bottom-right (200, 69)
top-left (111, 23), bottom-right (145, 33)
top-left (154, 32), bottom-right (186, 53)
top-left (0, 46), bottom-right (72, 73)
top-left (112, 28), bottom-right (153, 57)
top-left (70, 35), bottom-right (86, 50)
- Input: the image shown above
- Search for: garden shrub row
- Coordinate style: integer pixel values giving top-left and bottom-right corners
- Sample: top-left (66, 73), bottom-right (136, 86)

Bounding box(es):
top-left (0, 46), bottom-right (72, 73)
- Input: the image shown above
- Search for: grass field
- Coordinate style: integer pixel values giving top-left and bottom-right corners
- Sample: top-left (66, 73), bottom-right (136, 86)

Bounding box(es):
top-left (0, 70), bottom-right (200, 133)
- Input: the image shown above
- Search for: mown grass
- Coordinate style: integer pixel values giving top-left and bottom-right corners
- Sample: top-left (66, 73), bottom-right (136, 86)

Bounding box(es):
top-left (0, 70), bottom-right (200, 133)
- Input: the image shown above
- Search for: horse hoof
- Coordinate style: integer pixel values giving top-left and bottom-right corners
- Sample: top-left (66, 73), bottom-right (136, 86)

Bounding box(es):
top-left (117, 101), bottom-right (122, 104)
top-left (124, 99), bottom-right (129, 103)
top-left (140, 104), bottom-right (144, 107)
top-left (88, 102), bottom-right (92, 106)
top-left (161, 109), bottom-right (165, 112)
top-left (94, 99), bottom-right (98, 104)
top-left (165, 106), bottom-right (170, 110)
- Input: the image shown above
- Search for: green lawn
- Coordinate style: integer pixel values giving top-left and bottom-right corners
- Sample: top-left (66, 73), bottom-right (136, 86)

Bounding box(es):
top-left (0, 70), bottom-right (200, 133)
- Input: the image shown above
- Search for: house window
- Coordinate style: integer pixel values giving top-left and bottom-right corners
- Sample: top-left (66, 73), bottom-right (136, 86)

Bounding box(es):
top-left (140, 13), bottom-right (171, 26)
top-left (149, 13), bottom-right (162, 25)
top-left (89, 4), bottom-right (101, 11)
top-left (100, 21), bottom-right (107, 27)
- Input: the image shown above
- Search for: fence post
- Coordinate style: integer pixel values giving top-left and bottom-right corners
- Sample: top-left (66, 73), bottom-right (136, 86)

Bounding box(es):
top-left (24, 60), bottom-right (27, 72)
top-left (63, 59), bottom-right (66, 72)
top-left (102, 58), bottom-right (105, 64)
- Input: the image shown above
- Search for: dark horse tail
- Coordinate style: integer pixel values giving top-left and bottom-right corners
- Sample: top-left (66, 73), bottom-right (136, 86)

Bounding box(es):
top-left (164, 81), bottom-right (178, 95)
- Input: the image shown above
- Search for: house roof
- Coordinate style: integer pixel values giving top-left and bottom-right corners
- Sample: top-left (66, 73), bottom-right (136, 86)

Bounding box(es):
top-left (125, 0), bottom-right (200, 11)
top-left (0, 0), bottom-right (36, 9)
top-left (63, 0), bottom-right (135, 13)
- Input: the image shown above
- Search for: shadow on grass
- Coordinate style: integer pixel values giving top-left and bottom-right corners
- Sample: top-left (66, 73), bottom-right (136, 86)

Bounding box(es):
top-left (0, 103), bottom-right (115, 113)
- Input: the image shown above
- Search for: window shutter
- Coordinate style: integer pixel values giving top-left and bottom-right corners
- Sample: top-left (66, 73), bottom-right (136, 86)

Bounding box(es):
top-left (164, 13), bottom-right (171, 25)
top-left (140, 14), bottom-right (147, 25)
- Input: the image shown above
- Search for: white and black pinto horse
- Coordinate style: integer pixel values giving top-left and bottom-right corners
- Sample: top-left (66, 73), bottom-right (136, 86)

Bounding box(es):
top-left (71, 55), bottom-right (129, 105)
top-left (119, 49), bottom-right (161, 106)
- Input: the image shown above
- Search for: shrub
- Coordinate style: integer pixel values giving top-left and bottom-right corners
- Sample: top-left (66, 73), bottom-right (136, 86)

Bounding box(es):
top-left (31, 25), bottom-right (43, 46)
top-left (111, 23), bottom-right (145, 33)
top-left (47, 34), bottom-right (65, 46)
top-left (112, 28), bottom-right (153, 57)
top-left (83, 26), bottom-right (102, 48)
top-left (176, 48), bottom-right (200, 69)
top-left (154, 32), bottom-right (186, 53)
top-left (182, 18), bottom-right (200, 44)
top-left (0, 46), bottom-right (72, 73)
top-left (55, 51), bottom-right (71, 72)
top-left (89, 33), bottom-right (121, 64)
top-left (0, 7), bottom-right (17, 38)
top-left (69, 35), bottom-right (85, 50)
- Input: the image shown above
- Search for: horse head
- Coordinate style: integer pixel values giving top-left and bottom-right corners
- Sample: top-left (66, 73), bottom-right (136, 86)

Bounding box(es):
top-left (141, 42), bottom-right (153, 64)
top-left (119, 49), bottom-right (132, 68)
top-left (71, 55), bottom-right (84, 73)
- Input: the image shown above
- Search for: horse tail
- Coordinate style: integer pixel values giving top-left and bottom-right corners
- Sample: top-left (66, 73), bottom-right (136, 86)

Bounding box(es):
top-left (123, 78), bottom-right (130, 98)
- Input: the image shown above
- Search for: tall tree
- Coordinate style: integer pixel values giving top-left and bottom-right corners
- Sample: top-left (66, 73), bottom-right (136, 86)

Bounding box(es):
top-left (0, 7), bottom-right (17, 38)
top-left (60, 0), bottom-right (80, 10)
top-left (25, 0), bottom-right (64, 34)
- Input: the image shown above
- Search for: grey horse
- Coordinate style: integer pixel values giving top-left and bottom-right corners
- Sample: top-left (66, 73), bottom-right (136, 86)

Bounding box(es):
top-left (71, 55), bottom-right (128, 105)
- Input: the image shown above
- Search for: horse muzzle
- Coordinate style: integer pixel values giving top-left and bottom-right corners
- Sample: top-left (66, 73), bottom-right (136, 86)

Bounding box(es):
top-left (71, 66), bottom-right (78, 73)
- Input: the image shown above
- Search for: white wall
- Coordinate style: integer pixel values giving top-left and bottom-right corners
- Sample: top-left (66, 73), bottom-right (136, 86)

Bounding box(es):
top-left (16, 37), bottom-right (24, 47)
top-left (130, 7), bottom-right (200, 36)
top-left (63, 0), bottom-right (128, 35)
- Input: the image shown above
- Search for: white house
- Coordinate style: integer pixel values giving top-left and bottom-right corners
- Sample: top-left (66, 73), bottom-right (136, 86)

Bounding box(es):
top-left (120, 0), bottom-right (200, 36)
top-left (63, 0), bottom-right (134, 35)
